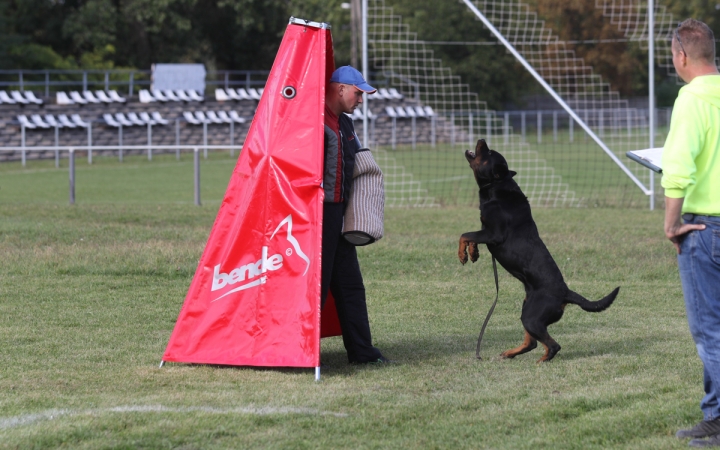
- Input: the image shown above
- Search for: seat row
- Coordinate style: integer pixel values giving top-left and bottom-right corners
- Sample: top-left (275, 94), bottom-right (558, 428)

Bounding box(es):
top-left (183, 110), bottom-right (246, 125)
top-left (385, 105), bottom-right (435, 118)
top-left (18, 114), bottom-right (89, 129)
top-left (103, 112), bottom-right (169, 127)
top-left (139, 89), bottom-right (204, 103)
top-left (347, 108), bottom-right (376, 121)
top-left (17, 105), bottom-right (430, 131)
top-left (368, 88), bottom-right (404, 101)
top-left (1, 90), bottom-right (44, 105)
top-left (57, 90), bottom-right (127, 105)
top-left (215, 87), bottom-right (265, 102)
top-left (105, 111), bottom-right (245, 127)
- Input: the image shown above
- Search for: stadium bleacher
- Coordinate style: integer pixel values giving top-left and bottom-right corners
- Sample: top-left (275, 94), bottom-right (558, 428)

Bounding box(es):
top-left (0, 90), bottom-right (44, 105)
top-left (0, 81), bottom-right (444, 162)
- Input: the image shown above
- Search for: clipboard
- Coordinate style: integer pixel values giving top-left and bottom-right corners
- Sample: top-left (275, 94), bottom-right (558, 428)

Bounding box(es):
top-left (626, 148), bottom-right (663, 173)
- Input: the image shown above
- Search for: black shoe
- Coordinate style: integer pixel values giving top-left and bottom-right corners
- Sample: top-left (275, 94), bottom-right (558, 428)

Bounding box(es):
top-left (351, 355), bottom-right (395, 365)
top-left (678, 418), bottom-right (720, 439)
top-left (689, 434), bottom-right (720, 448)
top-left (368, 355), bottom-right (394, 364)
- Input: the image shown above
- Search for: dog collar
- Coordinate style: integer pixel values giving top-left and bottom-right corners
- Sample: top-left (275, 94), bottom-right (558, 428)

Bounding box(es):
top-left (479, 181), bottom-right (494, 190)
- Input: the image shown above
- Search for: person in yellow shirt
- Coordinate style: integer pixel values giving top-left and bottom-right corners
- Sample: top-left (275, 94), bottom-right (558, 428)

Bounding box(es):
top-left (662, 18), bottom-right (720, 448)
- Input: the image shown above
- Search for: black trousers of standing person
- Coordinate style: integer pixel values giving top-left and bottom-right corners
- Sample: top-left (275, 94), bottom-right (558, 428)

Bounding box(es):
top-left (320, 202), bottom-right (383, 363)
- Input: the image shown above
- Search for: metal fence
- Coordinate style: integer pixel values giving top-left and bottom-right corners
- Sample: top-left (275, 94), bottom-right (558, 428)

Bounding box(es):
top-left (11, 118), bottom-right (245, 167)
top-left (0, 69), bottom-right (271, 98)
top-left (0, 145), bottom-right (243, 206)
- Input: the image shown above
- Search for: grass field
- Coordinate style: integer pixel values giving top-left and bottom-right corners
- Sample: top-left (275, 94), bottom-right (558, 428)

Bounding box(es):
top-left (0, 155), bottom-right (704, 449)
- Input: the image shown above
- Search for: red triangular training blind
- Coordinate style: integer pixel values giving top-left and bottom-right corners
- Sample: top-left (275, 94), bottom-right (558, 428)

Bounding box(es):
top-left (163, 20), bottom-right (340, 368)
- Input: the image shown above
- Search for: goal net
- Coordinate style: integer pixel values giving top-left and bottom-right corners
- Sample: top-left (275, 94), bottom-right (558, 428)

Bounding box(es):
top-left (364, 0), bottom-right (679, 208)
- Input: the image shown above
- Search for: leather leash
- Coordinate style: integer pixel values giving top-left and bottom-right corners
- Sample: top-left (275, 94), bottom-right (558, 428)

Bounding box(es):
top-left (476, 255), bottom-right (499, 360)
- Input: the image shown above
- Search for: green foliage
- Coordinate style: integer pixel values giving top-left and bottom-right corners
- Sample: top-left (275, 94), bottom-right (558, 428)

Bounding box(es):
top-left (0, 1), bottom-right (718, 103)
top-left (377, 0), bottom-right (535, 109)
top-left (287, 0), bottom-right (352, 66)
top-left (657, 78), bottom-right (683, 108)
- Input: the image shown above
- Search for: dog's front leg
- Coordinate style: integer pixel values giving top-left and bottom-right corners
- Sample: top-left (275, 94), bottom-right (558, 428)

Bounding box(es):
top-left (458, 231), bottom-right (485, 264)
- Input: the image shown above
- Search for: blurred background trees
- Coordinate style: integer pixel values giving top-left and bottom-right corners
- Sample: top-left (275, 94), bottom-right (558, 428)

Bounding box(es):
top-left (2, 0), bottom-right (719, 108)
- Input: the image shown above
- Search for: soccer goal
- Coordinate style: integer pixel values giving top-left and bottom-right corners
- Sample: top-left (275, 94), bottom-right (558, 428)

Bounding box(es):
top-left (362, 0), bottom-right (679, 208)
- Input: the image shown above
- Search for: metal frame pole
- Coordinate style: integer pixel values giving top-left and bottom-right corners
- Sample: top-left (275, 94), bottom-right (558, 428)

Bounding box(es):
top-left (203, 122), bottom-right (208, 159)
top-left (230, 121), bottom-right (235, 157)
top-left (468, 113), bottom-right (473, 147)
top-left (648, 0), bottom-right (656, 210)
top-left (176, 119), bottom-right (180, 160)
top-left (147, 123), bottom-right (152, 161)
top-left (451, 112), bottom-right (455, 146)
top-left (69, 148), bottom-right (75, 205)
top-left (411, 116), bottom-right (416, 149)
top-left (504, 112), bottom-right (509, 144)
top-left (486, 112), bottom-right (491, 142)
top-left (54, 126), bottom-right (59, 168)
top-left (361, 0), bottom-right (369, 147)
top-left (194, 147), bottom-right (201, 206)
top-left (537, 111), bottom-right (542, 144)
top-left (87, 122), bottom-right (92, 164)
top-left (431, 115), bottom-right (436, 147)
top-left (21, 124), bottom-right (26, 167)
top-left (391, 116), bottom-right (396, 149)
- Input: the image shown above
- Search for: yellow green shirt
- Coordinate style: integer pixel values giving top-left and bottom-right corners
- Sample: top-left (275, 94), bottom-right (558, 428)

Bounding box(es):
top-left (661, 74), bottom-right (720, 215)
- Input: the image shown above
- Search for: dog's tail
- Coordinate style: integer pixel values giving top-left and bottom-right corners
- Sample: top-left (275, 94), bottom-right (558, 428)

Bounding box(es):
top-left (564, 287), bottom-right (620, 312)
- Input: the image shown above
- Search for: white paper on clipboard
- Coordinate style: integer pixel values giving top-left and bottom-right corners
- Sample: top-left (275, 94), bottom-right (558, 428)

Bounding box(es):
top-left (626, 147), bottom-right (663, 173)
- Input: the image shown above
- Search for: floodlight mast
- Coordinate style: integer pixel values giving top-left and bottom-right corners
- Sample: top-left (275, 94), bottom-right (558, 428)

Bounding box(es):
top-left (648, 0), bottom-right (656, 210)
top-left (362, 0), bottom-right (369, 147)
top-left (460, 0), bottom-right (652, 197)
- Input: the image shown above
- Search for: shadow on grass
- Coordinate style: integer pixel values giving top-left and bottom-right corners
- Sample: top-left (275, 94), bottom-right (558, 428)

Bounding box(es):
top-left (159, 324), bottom-right (677, 380)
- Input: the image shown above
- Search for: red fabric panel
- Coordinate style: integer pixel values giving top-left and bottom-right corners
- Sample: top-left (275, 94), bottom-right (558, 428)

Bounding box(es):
top-left (320, 293), bottom-right (343, 338)
top-left (163, 22), bottom-right (336, 368)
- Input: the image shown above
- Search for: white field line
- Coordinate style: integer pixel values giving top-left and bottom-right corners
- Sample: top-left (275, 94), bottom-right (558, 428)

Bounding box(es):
top-left (0, 405), bottom-right (348, 430)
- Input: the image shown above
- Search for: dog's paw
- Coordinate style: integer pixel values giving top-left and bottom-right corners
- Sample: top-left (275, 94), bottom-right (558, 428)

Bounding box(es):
top-left (469, 242), bottom-right (479, 263)
top-left (458, 240), bottom-right (469, 265)
top-left (500, 351), bottom-right (515, 359)
top-left (458, 249), bottom-right (468, 265)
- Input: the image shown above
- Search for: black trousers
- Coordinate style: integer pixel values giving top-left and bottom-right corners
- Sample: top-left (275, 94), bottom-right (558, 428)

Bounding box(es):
top-left (321, 202), bottom-right (382, 363)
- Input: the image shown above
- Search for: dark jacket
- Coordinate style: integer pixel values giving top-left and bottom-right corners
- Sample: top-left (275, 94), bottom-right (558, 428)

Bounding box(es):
top-left (324, 108), bottom-right (361, 205)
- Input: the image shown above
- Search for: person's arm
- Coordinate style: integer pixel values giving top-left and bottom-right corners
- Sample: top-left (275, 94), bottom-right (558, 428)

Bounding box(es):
top-left (664, 196), bottom-right (706, 254)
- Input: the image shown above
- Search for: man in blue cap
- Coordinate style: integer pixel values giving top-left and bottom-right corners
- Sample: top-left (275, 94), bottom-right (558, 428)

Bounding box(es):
top-left (321, 65), bottom-right (391, 364)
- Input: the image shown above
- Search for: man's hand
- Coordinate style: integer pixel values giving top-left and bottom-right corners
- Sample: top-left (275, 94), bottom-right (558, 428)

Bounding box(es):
top-left (665, 196), bottom-right (706, 254)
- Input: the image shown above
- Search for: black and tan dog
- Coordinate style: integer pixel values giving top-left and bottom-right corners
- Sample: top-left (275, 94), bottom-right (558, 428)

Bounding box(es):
top-left (458, 139), bottom-right (619, 362)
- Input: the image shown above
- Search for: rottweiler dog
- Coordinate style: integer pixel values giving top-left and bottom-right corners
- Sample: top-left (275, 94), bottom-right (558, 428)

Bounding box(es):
top-left (458, 139), bottom-right (619, 362)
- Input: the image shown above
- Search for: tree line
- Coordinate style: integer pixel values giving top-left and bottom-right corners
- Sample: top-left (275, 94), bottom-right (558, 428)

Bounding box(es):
top-left (1, 0), bottom-right (718, 108)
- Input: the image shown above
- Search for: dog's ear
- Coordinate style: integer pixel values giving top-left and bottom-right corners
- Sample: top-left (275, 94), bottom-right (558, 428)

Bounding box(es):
top-left (488, 149), bottom-right (510, 179)
top-left (507, 170), bottom-right (517, 179)
top-left (492, 163), bottom-right (508, 179)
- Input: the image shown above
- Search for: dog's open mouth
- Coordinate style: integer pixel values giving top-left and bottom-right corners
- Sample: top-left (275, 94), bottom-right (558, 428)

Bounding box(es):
top-left (465, 150), bottom-right (476, 159)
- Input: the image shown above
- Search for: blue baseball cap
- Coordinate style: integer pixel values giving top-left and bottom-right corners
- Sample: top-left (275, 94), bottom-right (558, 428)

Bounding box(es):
top-left (330, 66), bottom-right (377, 93)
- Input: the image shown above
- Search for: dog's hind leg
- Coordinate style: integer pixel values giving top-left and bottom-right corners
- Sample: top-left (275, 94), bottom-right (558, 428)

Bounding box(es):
top-left (501, 330), bottom-right (537, 359)
top-left (521, 301), bottom-right (563, 362)
top-left (524, 324), bottom-right (561, 362)
top-left (536, 336), bottom-right (561, 363)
